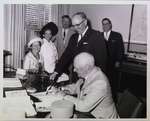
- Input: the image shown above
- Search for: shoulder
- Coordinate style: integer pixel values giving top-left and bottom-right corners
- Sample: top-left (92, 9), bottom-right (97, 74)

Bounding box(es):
top-left (25, 52), bottom-right (32, 58)
top-left (90, 29), bottom-right (103, 39)
top-left (111, 31), bottom-right (122, 37)
top-left (92, 67), bottom-right (108, 85)
top-left (24, 52), bottom-right (32, 61)
top-left (70, 32), bottom-right (78, 40)
top-left (89, 28), bottom-right (100, 35)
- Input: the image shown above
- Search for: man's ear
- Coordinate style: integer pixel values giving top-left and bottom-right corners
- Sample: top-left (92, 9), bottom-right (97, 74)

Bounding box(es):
top-left (84, 19), bottom-right (88, 26)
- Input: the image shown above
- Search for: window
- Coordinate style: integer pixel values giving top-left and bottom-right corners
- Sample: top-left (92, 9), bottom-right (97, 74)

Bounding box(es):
top-left (25, 4), bottom-right (51, 30)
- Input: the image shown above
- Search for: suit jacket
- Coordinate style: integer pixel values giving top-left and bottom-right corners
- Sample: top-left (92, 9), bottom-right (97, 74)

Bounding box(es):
top-left (55, 28), bottom-right (107, 74)
top-left (56, 27), bottom-right (75, 58)
top-left (102, 31), bottom-right (124, 65)
top-left (64, 67), bottom-right (119, 118)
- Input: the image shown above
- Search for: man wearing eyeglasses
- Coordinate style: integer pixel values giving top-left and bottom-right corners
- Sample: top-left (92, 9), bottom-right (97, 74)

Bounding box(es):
top-left (101, 18), bottom-right (125, 103)
top-left (50, 12), bottom-right (107, 83)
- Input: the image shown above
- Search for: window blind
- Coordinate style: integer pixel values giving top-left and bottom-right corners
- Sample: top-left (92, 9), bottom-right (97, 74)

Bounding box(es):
top-left (25, 4), bottom-right (50, 30)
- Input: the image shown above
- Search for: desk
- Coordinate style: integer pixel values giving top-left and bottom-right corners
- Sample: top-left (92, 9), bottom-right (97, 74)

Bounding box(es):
top-left (117, 59), bottom-right (146, 97)
top-left (3, 78), bottom-right (37, 118)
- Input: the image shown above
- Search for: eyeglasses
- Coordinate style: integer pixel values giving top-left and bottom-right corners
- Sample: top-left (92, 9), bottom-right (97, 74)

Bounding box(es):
top-left (102, 23), bottom-right (110, 26)
top-left (72, 19), bottom-right (85, 28)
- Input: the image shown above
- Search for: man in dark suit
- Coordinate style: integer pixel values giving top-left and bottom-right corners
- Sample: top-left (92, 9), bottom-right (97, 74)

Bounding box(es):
top-left (50, 12), bottom-right (107, 83)
top-left (101, 18), bottom-right (125, 103)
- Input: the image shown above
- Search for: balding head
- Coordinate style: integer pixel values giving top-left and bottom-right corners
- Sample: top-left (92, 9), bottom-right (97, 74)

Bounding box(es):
top-left (72, 12), bottom-right (88, 34)
top-left (73, 52), bottom-right (95, 78)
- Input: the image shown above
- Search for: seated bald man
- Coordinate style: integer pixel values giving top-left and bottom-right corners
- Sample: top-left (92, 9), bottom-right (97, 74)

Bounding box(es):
top-left (62, 52), bottom-right (119, 118)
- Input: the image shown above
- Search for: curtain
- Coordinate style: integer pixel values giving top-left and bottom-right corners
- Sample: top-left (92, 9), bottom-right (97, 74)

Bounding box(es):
top-left (51, 4), bottom-right (70, 27)
top-left (4, 4), bottom-right (26, 69)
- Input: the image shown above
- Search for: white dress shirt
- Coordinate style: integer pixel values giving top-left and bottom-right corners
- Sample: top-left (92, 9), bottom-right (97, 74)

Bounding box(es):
top-left (62, 28), bottom-right (69, 44)
top-left (40, 38), bottom-right (58, 73)
top-left (104, 30), bottom-right (111, 41)
top-left (78, 26), bottom-right (89, 42)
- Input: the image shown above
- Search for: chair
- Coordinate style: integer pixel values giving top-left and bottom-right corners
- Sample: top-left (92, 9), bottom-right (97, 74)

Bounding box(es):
top-left (116, 89), bottom-right (146, 118)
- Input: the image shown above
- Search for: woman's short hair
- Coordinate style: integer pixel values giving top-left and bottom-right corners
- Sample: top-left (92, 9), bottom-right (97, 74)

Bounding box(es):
top-left (40, 22), bottom-right (58, 38)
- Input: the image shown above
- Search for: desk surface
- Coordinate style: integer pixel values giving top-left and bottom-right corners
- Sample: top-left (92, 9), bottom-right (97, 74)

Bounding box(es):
top-left (3, 78), bottom-right (37, 118)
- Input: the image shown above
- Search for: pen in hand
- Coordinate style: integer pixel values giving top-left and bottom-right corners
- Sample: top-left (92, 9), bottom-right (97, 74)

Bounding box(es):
top-left (45, 85), bottom-right (51, 95)
top-left (45, 79), bottom-right (57, 95)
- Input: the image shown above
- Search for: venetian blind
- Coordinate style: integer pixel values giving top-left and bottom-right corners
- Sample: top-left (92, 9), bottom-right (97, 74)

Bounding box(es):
top-left (25, 4), bottom-right (50, 30)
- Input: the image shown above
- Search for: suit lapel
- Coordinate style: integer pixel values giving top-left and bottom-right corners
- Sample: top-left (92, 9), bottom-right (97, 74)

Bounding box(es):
top-left (77, 28), bottom-right (90, 46)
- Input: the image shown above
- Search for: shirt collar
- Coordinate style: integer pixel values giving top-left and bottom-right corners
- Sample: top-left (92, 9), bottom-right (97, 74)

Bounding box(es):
top-left (82, 67), bottom-right (99, 88)
top-left (43, 38), bottom-right (53, 44)
top-left (84, 67), bottom-right (96, 80)
top-left (81, 26), bottom-right (88, 37)
top-left (63, 28), bottom-right (69, 33)
top-left (104, 30), bottom-right (111, 36)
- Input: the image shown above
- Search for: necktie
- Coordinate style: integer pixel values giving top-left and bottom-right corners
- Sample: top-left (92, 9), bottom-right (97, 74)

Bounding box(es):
top-left (63, 30), bottom-right (66, 39)
top-left (79, 78), bottom-right (85, 90)
top-left (76, 78), bottom-right (85, 98)
top-left (63, 30), bottom-right (66, 44)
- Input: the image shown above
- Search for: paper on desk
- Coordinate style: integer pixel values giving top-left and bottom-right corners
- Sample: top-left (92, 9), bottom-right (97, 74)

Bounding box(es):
top-left (2, 96), bottom-right (37, 117)
top-left (3, 78), bottom-right (22, 88)
top-left (31, 91), bottom-right (63, 102)
top-left (35, 102), bottom-right (52, 112)
top-left (16, 68), bottom-right (27, 80)
top-left (34, 92), bottom-right (63, 112)
top-left (5, 90), bottom-right (28, 97)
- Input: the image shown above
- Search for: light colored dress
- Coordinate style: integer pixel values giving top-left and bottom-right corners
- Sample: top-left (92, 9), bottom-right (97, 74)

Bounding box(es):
top-left (40, 38), bottom-right (58, 74)
top-left (23, 52), bottom-right (43, 70)
top-left (23, 51), bottom-right (44, 89)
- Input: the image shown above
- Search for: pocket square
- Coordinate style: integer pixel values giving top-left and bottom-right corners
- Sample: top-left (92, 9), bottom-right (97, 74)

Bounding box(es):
top-left (112, 40), bottom-right (116, 42)
top-left (83, 42), bottom-right (88, 45)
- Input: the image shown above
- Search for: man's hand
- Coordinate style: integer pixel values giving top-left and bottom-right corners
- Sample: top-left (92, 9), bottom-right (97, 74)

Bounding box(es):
top-left (50, 71), bottom-right (58, 80)
top-left (61, 87), bottom-right (71, 95)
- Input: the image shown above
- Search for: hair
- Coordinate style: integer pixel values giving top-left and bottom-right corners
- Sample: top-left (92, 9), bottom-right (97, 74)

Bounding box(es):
top-left (102, 17), bottom-right (112, 30)
top-left (40, 22), bottom-right (58, 39)
top-left (72, 12), bottom-right (87, 20)
top-left (74, 52), bottom-right (95, 70)
top-left (102, 18), bottom-right (112, 24)
top-left (62, 15), bottom-right (72, 27)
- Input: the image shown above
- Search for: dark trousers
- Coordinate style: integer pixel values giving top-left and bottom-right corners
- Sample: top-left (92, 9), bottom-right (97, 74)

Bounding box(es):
top-left (106, 64), bottom-right (118, 104)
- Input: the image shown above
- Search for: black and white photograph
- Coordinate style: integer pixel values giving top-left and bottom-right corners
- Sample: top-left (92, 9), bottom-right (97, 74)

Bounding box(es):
top-left (1, 2), bottom-right (149, 120)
